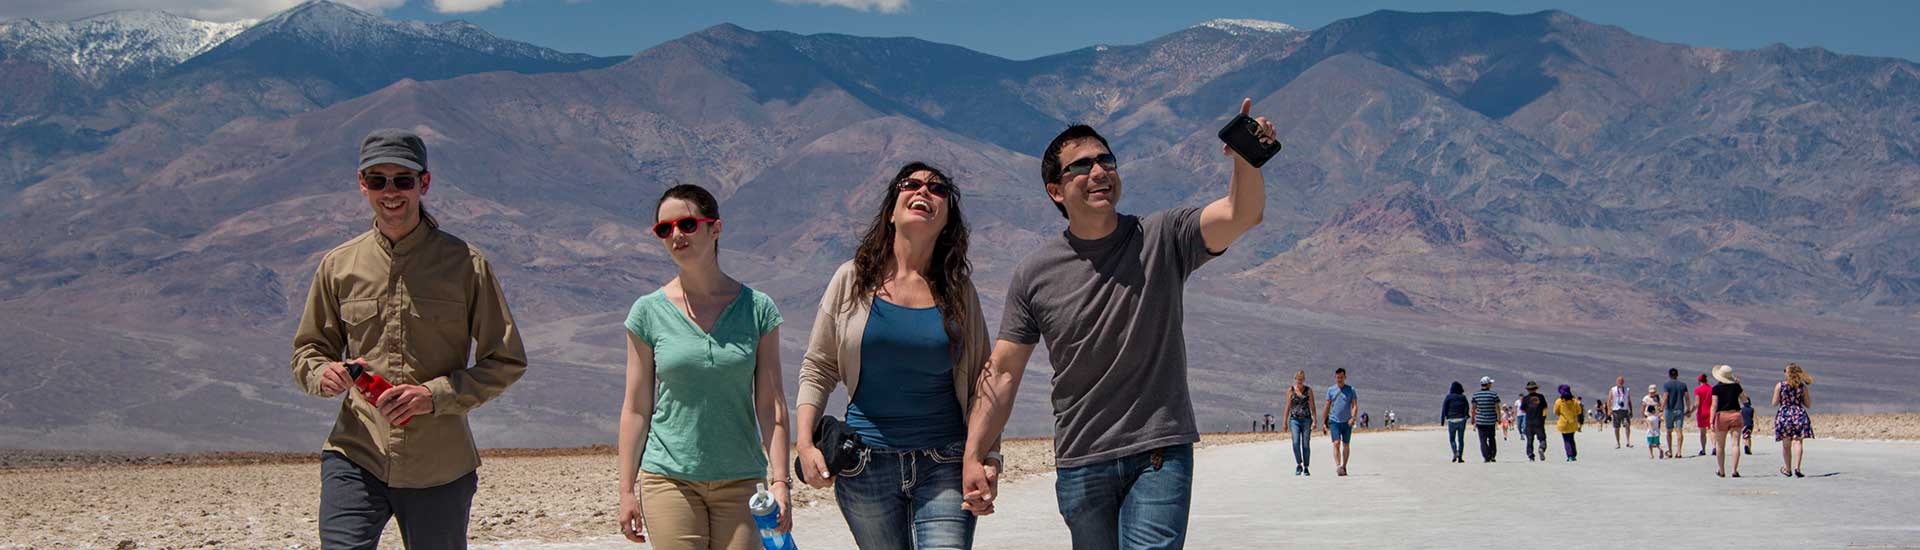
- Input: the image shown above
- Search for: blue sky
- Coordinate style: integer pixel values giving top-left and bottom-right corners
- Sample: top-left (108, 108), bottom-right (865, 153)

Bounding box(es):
top-left (6, 0), bottom-right (1916, 63)
top-left (375, 0), bottom-right (1920, 62)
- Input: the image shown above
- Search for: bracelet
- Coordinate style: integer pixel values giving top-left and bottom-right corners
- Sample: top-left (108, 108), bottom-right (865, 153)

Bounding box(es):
top-left (769, 477), bottom-right (792, 486)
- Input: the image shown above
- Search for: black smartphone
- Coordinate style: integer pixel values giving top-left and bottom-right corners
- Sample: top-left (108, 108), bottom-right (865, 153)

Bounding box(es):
top-left (1217, 114), bottom-right (1282, 168)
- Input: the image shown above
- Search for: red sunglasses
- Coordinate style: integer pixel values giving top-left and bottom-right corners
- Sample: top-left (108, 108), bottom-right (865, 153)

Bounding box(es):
top-left (653, 216), bottom-right (718, 239)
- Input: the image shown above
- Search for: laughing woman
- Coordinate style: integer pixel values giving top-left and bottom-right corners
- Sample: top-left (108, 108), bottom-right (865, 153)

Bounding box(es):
top-left (795, 162), bottom-right (997, 550)
top-left (615, 184), bottom-right (792, 550)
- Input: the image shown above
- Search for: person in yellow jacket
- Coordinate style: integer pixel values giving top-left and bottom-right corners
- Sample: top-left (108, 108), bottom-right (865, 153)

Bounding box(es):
top-left (1554, 384), bottom-right (1584, 462)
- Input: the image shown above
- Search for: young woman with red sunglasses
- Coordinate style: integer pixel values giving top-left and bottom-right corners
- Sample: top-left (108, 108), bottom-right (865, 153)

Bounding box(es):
top-left (614, 184), bottom-right (792, 550)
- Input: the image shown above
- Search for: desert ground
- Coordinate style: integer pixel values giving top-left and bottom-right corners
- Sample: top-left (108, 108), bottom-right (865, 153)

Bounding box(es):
top-left (1, 415), bottom-right (1914, 549)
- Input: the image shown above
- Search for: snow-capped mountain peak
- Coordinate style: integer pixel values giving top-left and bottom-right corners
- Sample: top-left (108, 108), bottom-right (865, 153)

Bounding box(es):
top-left (0, 9), bottom-right (253, 87)
top-left (1195, 18), bottom-right (1302, 36)
top-left (220, 0), bottom-right (596, 65)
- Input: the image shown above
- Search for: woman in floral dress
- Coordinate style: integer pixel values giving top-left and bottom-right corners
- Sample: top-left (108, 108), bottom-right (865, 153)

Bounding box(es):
top-left (1772, 363), bottom-right (1815, 478)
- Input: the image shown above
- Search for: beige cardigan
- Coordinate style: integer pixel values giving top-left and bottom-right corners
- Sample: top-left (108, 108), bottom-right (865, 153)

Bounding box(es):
top-left (796, 260), bottom-right (992, 430)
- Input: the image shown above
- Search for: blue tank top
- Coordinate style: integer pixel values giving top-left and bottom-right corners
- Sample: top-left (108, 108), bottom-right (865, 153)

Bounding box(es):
top-left (845, 298), bottom-right (966, 449)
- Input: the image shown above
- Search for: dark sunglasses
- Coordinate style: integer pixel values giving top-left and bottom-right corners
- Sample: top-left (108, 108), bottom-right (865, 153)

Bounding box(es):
top-left (361, 173), bottom-right (420, 191)
top-left (653, 216), bottom-right (719, 239)
top-left (1061, 153), bottom-right (1118, 177)
top-left (897, 177), bottom-right (953, 198)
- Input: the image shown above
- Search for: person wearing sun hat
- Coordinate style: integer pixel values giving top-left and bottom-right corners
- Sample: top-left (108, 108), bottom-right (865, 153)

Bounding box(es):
top-left (1553, 384), bottom-right (1584, 461)
top-left (1519, 381), bottom-right (1550, 460)
top-left (1708, 365), bottom-right (1748, 477)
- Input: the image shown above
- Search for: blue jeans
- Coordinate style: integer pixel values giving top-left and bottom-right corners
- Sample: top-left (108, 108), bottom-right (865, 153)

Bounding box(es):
top-left (1055, 444), bottom-right (1193, 550)
top-left (1446, 418), bottom-right (1466, 459)
top-left (1288, 417), bottom-right (1312, 467)
top-left (833, 442), bottom-right (975, 550)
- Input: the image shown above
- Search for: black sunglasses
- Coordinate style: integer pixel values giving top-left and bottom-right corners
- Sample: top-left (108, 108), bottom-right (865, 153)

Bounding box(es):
top-left (361, 173), bottom-right (420, 191)
top-left (1061, 153), bottom-right (1118, 177)
top-left (897, 177), bottom-right (953, 198)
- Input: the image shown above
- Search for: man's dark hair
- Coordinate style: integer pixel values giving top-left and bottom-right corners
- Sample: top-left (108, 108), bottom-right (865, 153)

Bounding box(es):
top-left (1335, 367), bottom-right (1347, 375)
top-left (1668, 368), bottom-right (1679, 379)
top-left (1039, 124), bottom-right (1112, 219)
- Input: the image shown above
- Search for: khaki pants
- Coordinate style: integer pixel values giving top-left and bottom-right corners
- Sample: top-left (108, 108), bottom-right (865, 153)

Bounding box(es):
top-left (639, 471), bottom-right (759, 550)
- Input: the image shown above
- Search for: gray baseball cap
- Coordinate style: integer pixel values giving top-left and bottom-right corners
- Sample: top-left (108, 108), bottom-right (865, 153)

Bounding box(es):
top-left (358, 128), bottom-right (428, 172)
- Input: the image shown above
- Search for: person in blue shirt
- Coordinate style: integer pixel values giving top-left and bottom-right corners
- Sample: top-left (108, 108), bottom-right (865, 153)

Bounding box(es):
top-left (1323, 368), bottom-right (1359, 476)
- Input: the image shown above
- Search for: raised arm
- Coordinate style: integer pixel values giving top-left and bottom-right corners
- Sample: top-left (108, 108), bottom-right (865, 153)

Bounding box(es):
top-left (1199, 98), bottom-right (1273, 252)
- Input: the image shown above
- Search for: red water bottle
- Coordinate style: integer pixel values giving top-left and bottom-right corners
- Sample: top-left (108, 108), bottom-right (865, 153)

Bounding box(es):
top-left (345, 362), bottom-right (409, 426)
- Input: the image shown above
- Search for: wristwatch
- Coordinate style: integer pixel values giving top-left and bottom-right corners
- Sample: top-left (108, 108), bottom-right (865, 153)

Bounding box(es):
top-left (984, 451), bottom-right (1004, 467)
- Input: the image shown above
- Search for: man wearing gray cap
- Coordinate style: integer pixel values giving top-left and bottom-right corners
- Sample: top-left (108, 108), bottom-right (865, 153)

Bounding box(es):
top-left (290, 128), bottom-right (528, 549)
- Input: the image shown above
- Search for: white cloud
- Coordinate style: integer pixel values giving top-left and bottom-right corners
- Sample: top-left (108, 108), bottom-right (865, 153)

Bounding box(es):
top-left (776, 0), bottom-right (909, 14)
top-left (431, 0), bottom-right (507, 14)
top-left (1, 0), bottom-right (405, 23)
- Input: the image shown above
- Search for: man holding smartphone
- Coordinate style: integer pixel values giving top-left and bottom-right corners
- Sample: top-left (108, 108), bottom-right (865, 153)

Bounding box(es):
top-left (290, 128), bottom-right (528, 549)
top-left (963, 99), bottom-right (1276, 549)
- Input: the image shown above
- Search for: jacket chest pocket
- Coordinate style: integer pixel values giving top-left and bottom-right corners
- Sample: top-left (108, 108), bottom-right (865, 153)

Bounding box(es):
top-left (410, 297), bottom-right (469, 356)
top-left (340, 299), bottom-right (381, 354)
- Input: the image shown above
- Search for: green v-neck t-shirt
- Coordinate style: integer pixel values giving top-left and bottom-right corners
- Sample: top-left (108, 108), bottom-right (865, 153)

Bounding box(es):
top-left (625, 286), bottom-right (782, 481)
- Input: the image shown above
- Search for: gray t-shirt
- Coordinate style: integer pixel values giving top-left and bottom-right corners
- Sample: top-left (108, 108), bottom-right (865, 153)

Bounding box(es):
top-left (999, 207), bottom-right (1219, 468)
top-left (1662, 379), bottom-right (1691, 413)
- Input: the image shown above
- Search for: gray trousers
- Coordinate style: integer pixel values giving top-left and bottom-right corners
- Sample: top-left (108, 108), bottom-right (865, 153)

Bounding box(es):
top-left (320, 452), bottom-right (477, 550)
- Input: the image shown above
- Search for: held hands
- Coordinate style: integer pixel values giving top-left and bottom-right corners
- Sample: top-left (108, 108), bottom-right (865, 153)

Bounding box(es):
top-left (797, 445), bottom-right (834, 489)
top-left (375, 383), bottom-right (433, 425)
top-left (618, 493), bottom-right (647, 543)
top-left (1221, 98), bottom-right (1277, 161)
top-left (961, 458), bottom-right (999, 516)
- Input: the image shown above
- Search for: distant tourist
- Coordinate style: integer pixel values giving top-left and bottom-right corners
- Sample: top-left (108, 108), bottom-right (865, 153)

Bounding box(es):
top-left (1772, 363), bottom-right (1816, 478)
top-left (1512, 395), bottom-right (1527, 443)
top-left (1442, 381), bottom-right (1470, 463)
top-left (1325, 367), bottom-right (1360, 476)
top-left (290, 129), bottom-right (530, 548)
top-left (1610, 376), bottom-right (1633, 449)
top-left (1471, 377), bottom-right (1502, 463)
top-left (1500, 403), bottom-right (1514, 441)
top-left (1644, 385), bottom-right (1663, 460)
top-left (1661, 368), bottom-right (1692, 459)
top-left (1739, 395), bottom-right (1756, 455)
top-left (1708, 365), bottom-right (1747, 477)
top-left (1554, 385), bottom-right (1583, 461)
top-left (1287, 370), bottom-right (1317, 475)
top-left (1694, 373), bottom-right (1714, 456)
top-left (1592, 399), bottom-right (1606, 431)
top-left (1520, 382), bottom-right (1550, 461)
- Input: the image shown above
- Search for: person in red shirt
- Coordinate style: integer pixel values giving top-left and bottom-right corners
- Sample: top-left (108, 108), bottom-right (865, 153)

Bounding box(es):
top-left (1693, 374), bottom-right (1714, 456)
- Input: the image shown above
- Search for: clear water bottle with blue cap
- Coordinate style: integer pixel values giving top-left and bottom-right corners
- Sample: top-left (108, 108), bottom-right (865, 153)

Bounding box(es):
top-left (748, 482), bottom-right (795, 550)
